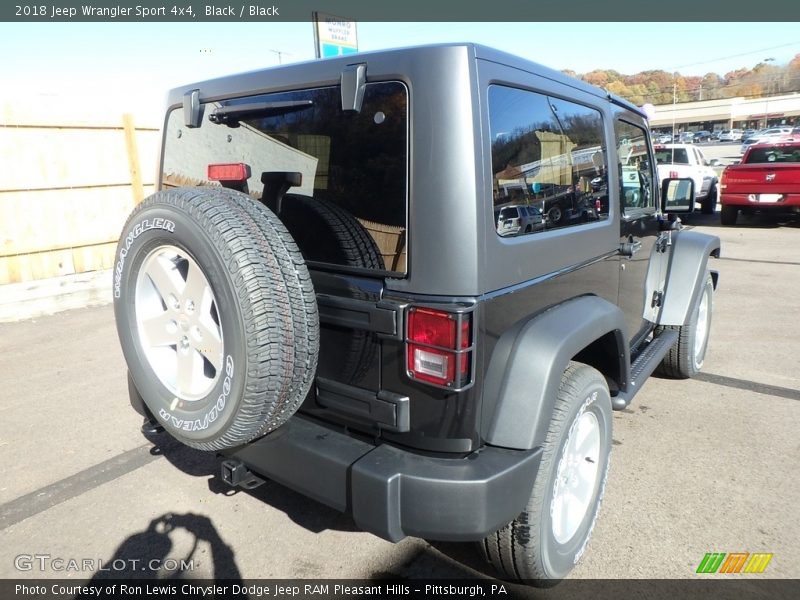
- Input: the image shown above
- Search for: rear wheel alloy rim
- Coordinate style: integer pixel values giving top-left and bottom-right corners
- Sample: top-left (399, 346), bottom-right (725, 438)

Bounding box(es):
top-left (694, 286), bottom-right (710, 366)
top-left (135, 245), bottom-right (224, 401)
top-left (551, 410), bottom-right (601, 544)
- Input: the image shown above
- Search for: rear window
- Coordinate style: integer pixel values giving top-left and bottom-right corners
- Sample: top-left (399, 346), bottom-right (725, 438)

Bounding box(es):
top-left (746, 145), bottom-right (800, 163)
top-left (655, 148), bottom-right (689, 165)
top-left (162, 82), bottom-right (409, 274)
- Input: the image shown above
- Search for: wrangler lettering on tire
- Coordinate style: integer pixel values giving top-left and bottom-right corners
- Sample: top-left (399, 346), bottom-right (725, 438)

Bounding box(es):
top-left (114, 187), bottom-right (319, 450)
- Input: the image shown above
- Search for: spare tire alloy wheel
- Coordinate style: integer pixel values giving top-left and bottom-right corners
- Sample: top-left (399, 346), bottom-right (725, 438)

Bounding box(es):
top-left (135, 245), bottom-right (223, 401)
top-left (114, 187), bottom-right (319, 451)
top-left (482, 362), bottom-right (612, 585)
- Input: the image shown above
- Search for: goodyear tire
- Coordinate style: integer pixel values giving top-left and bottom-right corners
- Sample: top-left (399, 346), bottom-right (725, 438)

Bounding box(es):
top-left (113, 187), bottom-right (319, 451)
top-left (481, 362), bottom-right (612, 586)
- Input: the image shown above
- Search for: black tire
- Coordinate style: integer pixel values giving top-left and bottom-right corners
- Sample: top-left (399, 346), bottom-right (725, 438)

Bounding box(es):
top-left (655, 272), bottom-right (713, 379)
top-left (701, 183), bottom-right (717, 215)
top-left (720, 204), bottom-right (738, 226)
top-left (114, 187), bottom-right (319, 450)
top-left (547, 205), bottom-right (563, 227)
top-left (272, 194), bottom-right (384, 270)
top-left (271, 194), bottom-right (384, 384)
top-left (481, 362), bottom-right (612, 586)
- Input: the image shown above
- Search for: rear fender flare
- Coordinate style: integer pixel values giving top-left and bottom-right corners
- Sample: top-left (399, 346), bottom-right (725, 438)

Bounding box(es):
top-left (481, 296), bottom-right (628, 450)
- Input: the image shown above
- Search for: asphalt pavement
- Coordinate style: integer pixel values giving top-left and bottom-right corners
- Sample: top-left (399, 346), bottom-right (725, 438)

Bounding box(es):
top-left (0, 211), bottom-right (798, 594)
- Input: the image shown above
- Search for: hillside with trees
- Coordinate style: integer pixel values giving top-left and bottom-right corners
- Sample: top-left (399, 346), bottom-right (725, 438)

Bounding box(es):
top-left (563, 54), bottom-right (800, 105)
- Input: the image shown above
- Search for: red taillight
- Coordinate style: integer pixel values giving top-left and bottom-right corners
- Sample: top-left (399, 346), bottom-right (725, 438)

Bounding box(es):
top-left (406, 308), bottom-right (471, 388)
top-left (207, 162), bottom-right (250, 182)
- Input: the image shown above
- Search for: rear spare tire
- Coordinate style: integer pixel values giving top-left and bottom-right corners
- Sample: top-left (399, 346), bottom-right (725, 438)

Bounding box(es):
top-left (113, 187), bottom-right (319, 450)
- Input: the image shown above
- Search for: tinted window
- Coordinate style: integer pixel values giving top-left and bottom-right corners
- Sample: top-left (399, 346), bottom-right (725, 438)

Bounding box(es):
top-left (162, 82), bottom-right (408, 273)
top-left (615, 121), bottom-right (655, 211)
top-left (746, 145), bottom-right (800, 163)
top-left (488, 85), bottom-right (608, 236)
top-left (654, 148), bottom-right (689, 165)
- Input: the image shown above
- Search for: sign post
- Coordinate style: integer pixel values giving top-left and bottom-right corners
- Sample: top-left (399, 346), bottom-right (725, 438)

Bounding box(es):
top-left (313, 12), bottom-right (358, 59)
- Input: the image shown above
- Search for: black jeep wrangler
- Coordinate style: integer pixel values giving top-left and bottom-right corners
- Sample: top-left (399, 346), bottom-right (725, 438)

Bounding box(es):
top-left (113, 44), bottom-right (719, 585)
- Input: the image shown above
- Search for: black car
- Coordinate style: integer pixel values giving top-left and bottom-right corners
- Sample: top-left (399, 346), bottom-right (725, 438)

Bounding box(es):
top-left (693, 131), bottom-right (712, 143)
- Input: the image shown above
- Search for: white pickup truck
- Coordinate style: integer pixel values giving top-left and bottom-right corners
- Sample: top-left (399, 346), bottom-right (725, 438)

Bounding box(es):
top-left (654, 143), bottom-right (720, 214)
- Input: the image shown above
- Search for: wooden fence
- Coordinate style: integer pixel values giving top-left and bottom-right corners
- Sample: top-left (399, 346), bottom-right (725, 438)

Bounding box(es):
top-left (0, 102), bottom-right (160, 284)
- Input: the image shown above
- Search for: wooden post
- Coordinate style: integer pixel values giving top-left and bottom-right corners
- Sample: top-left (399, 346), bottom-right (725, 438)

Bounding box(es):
top-left (122, 113), bottom-right (144, 204)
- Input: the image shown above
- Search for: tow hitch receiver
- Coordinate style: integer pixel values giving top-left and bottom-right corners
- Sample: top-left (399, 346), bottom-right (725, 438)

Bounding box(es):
top-left (221, 459), bottom-right (265, 490)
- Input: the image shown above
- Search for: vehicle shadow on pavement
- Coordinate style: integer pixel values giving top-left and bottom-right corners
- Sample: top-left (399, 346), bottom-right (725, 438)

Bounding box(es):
top-left (144, 431), bottom-right (361, 536)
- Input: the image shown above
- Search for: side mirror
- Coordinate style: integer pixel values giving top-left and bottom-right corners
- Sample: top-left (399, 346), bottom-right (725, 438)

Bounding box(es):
top-left (708, 158), bottom-right (721, 167)
top-left (661, 177), bottom-right (695, 214)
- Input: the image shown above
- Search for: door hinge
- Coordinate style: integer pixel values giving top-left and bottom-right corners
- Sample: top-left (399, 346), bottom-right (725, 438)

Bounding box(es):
top-left (651, 291), bottom-right (664, 308)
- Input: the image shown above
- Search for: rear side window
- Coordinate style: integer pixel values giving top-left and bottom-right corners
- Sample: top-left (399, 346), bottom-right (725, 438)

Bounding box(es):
top-left (488, 85), bottom-right (609, 236)
top-left (162, 82), bottom-right (409, 274)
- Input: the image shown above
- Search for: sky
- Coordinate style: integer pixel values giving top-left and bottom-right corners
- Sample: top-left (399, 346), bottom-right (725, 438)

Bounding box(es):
top-left (1, 22), bottom-right (799, 123)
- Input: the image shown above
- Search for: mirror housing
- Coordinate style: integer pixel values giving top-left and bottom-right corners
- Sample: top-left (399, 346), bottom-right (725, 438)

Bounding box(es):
top-left (661, 177), bottom-right (695, 214)
top-left (708, 158), bottom-right (721, 167)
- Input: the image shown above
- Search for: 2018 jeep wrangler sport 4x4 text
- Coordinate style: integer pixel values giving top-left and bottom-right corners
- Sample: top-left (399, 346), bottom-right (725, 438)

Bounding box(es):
top-left (114, 44), bottom-right (720, 586)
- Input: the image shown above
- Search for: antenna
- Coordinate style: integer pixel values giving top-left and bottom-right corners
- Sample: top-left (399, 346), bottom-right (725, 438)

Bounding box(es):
top-left (268, 49), bottom-right (292, 65)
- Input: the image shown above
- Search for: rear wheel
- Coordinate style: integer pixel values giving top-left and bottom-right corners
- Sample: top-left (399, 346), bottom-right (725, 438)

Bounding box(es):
top-left (481, 362), bottom-right (612, 586)
top-left (721, 204), bottom-right (738, 226)
top-left (701, 183), bottom-right (717, 214)
top-left (547, 205), bottom-right (563, 226)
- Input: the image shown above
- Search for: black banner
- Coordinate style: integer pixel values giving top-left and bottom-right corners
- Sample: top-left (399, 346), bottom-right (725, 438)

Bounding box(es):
top-left (2, 1), bottom-right (800, 22)
top-left (2, 579), bottom-right (799, 600)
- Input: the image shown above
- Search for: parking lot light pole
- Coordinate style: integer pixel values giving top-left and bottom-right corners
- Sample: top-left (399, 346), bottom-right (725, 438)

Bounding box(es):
top-left (763, 58), bottom-right (775, 128)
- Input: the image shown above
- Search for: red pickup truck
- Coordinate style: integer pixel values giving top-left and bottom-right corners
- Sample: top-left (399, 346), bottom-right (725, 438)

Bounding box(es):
top-left (720, 140), bottom-right (800, 225)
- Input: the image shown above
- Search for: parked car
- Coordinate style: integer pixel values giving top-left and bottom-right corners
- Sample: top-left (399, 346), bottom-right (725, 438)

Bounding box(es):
top-left (655, 133), bottom-right (672, 144)
top-left (719, 129), bottom-right (743, 142)
top-left (495, 204), bottom-right (543, 236)
top-left (720, 140), bottom-right (800, 225)
top-left (693, 131), bottom-right (712, 143)
top-left (740, 128), bottom-right (796, 154)
top-left (677, 131), bottom-right (695, 143)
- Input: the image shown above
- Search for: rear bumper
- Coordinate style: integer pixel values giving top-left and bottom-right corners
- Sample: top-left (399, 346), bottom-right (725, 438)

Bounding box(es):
top-left (222, 416), bottom-right (541, 542)
top-left (721, 193), bottom-right (800, 207)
